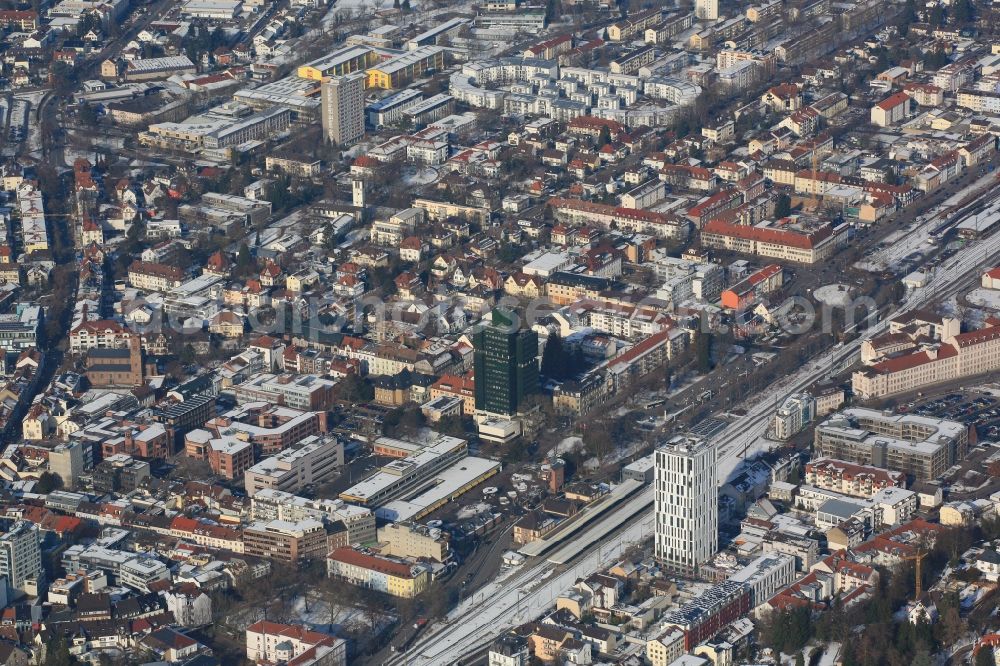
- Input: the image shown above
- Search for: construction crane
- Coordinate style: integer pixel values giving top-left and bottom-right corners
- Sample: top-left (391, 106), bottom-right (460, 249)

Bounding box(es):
top-left (902, 549), bottom-right (927, 600)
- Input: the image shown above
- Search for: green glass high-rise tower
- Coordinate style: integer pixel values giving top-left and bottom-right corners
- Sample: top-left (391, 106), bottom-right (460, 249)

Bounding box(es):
top-left (473, 310), bottom-right (539, 416)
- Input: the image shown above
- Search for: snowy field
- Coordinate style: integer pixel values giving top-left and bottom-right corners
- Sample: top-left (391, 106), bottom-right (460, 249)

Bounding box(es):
top-left (289, 593), bottom-right (395, 634)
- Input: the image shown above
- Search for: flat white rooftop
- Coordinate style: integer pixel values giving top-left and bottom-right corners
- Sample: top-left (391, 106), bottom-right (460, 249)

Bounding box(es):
top-left (375, 456), bottom-right (501, 522)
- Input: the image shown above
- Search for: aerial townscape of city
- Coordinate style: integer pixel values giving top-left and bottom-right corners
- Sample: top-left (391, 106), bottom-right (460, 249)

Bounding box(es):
top-left (2, 0), bottom-right (1000, 663)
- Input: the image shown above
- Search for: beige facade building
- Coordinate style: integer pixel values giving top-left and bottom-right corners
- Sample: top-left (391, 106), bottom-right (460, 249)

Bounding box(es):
top-left (327, 547), bottom-right (430, 598)
top-left (871, 92), bottom-right (911, 127)
top-left (646, 627), bottom-right (685, 666)
top-left (548, 197), bottom-right (689, 240)
top-left (607, 8), bottom-right (661, 41)
top-left (242, 518), bottom-right (333, 563)
top-left (854, 323), bottom-right (1000, 399)
top-left (127, 261), bottom-right (184, 292)
top-left (804, 458), bottom-right (906, 498)
top-left (376, 522), bottom-right (450, 562)
top-left (321, 72), bottom-right (366, 146)
top-left (700, 219), bottom-right (849, 264)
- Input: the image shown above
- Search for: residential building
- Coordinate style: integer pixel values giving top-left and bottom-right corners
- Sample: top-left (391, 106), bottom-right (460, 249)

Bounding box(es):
top-left (376, 522), bottom-right (450, 562)
top-left (0, 522), bottom-right (41, 595)
top-left (805, 458), bottom-right (906, 498)
top-left (321, 72), bottom-right (366, 146)
top-left (128, 261), bottom-right (185, 292)
top-left (695, 0), bottom-right (718, 19)
top-left (814, 408), bottom-right (969, 480)
top-left (246, 621), bottom-right (347, 666)
top-left (654, 434), bottom-right (718, 575)
top-left (490, 635), bottom-right (530, 666)
top-left (772, 392), bottom-right (816, 440)
top-left (870, 92), bottom-right (911, 126)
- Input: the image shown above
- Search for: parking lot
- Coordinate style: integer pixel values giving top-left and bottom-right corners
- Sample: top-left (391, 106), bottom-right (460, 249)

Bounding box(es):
top-left (902, 391), bottom-right (1000, 441)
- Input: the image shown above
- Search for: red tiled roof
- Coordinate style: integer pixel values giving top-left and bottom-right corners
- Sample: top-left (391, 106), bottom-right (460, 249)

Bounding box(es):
top-left (432, 374), bottom-right (474, 394)
top-left (72, 319), bottom-right (128, 335)
top-left (766, 83), bottom-right (800, 99)
top-left (548, 197), bottom-right (681, 227)
top-left (170, 516), bottom-right (200, 533)
top-left (748, 264), bottom-right (782, 285)
top-left (526, 34), bottom-right (572, 54)
top-left (687, 189), bottom-right (742, 217)
top-left (795, 169), bottom-right (843, 183)
top-left (567, 116), bottom-right (625, 132)
top-left (0, 10), bottom-right (37, 20)
top-left (129, 260), bottom-right (184, 281)
top-left (869, 350), bottom-right (936, 373)
top-left (875, 91), bottom-right (910, 111)
top-left (930, 150), bottom-right (959, 168)
top-left (701, 219), bottom-right (833, 250)
top-left (609, 330), bottom-right (671, 369)
top-left (247, 621), bottom-right (335, 647)
top-left (328, 547), bottom-right (417, 579)
top-left (951, 324), bottom-right (1000, 347)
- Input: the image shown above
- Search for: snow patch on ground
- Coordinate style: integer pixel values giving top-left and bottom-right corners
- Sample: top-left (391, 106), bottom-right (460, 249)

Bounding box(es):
top-left (967, 287), bottom-right (1000, 311)
top-left (554, 436), bottom-right (583, 455)
top-left (457, 503), bottom-right (494, 519)
top-left (404, 166), bottom-right (438, 185)
top-left (288, 594), bottom-right (393, 634)
top-left (814, 284), bottom-right (854, 307)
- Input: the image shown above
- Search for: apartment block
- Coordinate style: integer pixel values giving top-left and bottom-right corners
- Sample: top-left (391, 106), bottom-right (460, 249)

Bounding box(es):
top-left (242, 518), bottom-right (332, 562)
top-left (814, 408), bottom-right (969, 480)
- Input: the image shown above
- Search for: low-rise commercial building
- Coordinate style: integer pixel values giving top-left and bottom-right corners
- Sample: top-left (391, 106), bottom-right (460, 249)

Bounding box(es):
top-left (244, 435), bottom-right (343, 497)
top-left (250, 489), bottom-right (375, 545)
top-left (376, 522), bottom-right (450, 562)
top-left (339, 435), bottom-right (467, 507)
top-left (125, 56), bottom-right (197, 82)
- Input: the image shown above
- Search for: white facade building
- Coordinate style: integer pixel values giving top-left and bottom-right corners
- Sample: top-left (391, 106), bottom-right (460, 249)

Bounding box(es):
top-left (0, 522), bottom-right (42, 594)
top-left (728, 553), bottom-right (796, 607)
top-left (773, 392), bottom-right (816, 440)
top-left (654, 434), bottom-right (718, 575)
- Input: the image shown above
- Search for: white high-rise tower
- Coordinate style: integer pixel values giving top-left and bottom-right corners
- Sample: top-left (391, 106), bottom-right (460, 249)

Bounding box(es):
top-left (654, 434), bottom-right (718, 575)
